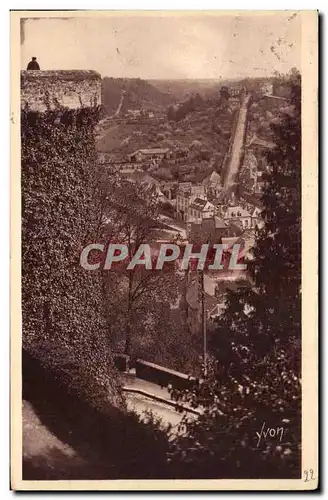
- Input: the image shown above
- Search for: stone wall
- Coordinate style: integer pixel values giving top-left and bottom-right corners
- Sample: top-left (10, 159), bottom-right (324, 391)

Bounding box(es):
top-left (21, 70), bottom-right (101, 111)
top-left (135, 359), bottom-right (196, 390)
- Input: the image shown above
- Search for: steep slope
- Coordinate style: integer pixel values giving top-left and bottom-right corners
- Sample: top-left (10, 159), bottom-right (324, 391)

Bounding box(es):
top-left (102, 77), bottom-right (175, 115)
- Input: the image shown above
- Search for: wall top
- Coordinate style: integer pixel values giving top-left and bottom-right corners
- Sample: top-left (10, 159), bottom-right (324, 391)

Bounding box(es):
top-left (21, 70), bottom-right (102, 111)
top-left (21, 70), bottom-right (101, 82)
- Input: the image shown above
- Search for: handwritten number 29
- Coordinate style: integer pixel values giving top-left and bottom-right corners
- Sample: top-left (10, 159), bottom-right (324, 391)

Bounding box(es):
top-left (304, 469), bottom-right (315, 482)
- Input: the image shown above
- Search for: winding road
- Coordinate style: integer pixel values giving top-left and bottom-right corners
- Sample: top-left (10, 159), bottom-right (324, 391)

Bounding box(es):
top-left (114, 89), bottom-right (126, 117)
top-left (96, 90), bottom-right (126, 142)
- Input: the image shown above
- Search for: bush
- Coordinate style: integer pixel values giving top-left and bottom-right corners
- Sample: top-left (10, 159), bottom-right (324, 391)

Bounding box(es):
top-left (168, 347), bottom-right (301, 479)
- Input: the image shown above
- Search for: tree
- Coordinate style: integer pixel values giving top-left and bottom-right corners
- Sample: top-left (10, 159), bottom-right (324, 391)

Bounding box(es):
top-left (99, 180), bottom-right (182, 357)
top-left (167, 105), bottom-right (176, 122)
top-left (168, 350), bottom-right (301, 478)
top-left (213, 71), bottom-right (301, 357)
top-left (219, 86), bottom-right (229, 102)
top-left (167, 72), bottom-right (302, 478)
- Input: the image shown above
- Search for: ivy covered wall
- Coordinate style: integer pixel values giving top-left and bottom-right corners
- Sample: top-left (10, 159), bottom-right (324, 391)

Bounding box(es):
top-left (21, 73), bottom-right (122, 411)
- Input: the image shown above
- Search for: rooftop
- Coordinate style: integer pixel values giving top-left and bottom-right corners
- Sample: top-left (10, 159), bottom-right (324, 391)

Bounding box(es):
top-left (214, 217), bottom-right (228, 229)
top-left (225, 206), bottom-right (251, 218)
top-left (128, 171), bottom-right (159, 186)
top-left (189, 198), bottom-right (213, 211)
top-left (136, 148), bottom-right (170, 155)
top-left (263, 93), bottom-right (288, 101)
top-left (249, 135), bottom-right (276, 150)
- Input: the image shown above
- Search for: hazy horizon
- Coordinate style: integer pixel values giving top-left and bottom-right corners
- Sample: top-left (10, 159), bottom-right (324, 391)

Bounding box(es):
top-left (21, 13), bottom-right (301, 80)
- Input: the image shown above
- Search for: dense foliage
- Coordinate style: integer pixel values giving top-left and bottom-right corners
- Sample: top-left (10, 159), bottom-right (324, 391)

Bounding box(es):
top-left (168, 73), bottom-right (302, 478)
top-left (102, 77), bottom-right (173, 116)
top-left (96, 177), bottom-right (203, 373)
top-left (21, 104), bottom-right (122, 411)
top-left (167, 93), bottom-right (204, 122)
top-left (21, 72), bottom-right (303, 480)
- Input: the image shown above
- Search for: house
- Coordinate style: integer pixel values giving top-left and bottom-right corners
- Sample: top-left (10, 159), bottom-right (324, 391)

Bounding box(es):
top-left (188, 198), bottom-right (215, 221)
top-left (117, 162), bottom-right (144, 175)
top-left (248, 134), bottom-right (275, 158)
top-left (229, 84), bottom-right (243, 97)
top-left (233, 230), bottom-right (256, 261)
top-left (188, 215), bottom-right (242, 245)
top-left (126, 109), bottom-right (155, 119)
top-left (211, 187), bottom-right (238, 208)
top-left (224, 201), bottom-right (263, 230)
top-left (185, 270), bottom-right (254, 336)
top-left (260, 93), bottom-right (289, 109)
top-left (176, 184), bottom-right (206, 221)
top-left (126, 109), bottom-right (143, 118)
top-left (222, 205), bottom-right (253, 230)
top-left (201, 170), bottom-right (222, 198)
top-left (127, 171), bottom-right (165, 202)
top-left (128, 148), bottom-right (170, 163)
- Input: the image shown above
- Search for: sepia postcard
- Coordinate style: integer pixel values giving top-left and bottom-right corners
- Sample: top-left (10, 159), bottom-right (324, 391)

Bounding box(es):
top-left (10, 10), bottom-right (318, 491)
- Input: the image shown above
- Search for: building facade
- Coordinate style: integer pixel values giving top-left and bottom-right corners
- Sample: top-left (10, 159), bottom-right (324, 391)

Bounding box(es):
top-left (176, 184), bottom-right (206, 221)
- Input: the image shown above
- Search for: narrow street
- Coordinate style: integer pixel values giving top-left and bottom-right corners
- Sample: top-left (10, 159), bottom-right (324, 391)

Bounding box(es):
top-left (224, 93), bottom-right (251, 189)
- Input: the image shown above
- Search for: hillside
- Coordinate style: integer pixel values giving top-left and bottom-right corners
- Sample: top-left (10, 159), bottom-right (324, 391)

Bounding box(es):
top-left (102, 77), bottom-right (175, 115)
top-left (150, 79), bottom-right (221, 101)
top-left (149, 78), bottom-right (252, 101)
top-left (97, 95), bottom-right (237, 184)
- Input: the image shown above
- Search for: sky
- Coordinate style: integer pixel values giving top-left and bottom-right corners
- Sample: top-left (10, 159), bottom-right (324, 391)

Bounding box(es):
top-left (21, 13), bottom-right (301, 80)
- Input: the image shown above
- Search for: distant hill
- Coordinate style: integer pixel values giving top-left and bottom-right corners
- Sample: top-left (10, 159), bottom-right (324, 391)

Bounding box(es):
top-left (150, 79), bottom-right (221, 101)
top-left (102, 77), bottom-right (175, 116)
top-left (149, 78), bottom-right (251, 101)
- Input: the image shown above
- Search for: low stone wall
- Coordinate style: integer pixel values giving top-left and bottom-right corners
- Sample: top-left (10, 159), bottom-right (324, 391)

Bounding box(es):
top-left (113, 353), bottom-right (130, 372)
top-left (135, 359), bottom-right (196, 390)
top-left (21, 70), bottom-right (101, 111)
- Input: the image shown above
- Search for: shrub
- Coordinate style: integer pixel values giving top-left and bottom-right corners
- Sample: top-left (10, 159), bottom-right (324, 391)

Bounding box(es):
top-left (168, 347), bottom-right (301, 479)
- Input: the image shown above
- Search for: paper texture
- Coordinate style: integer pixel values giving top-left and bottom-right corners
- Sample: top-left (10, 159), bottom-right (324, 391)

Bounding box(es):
top-left (11, 10), bottom-right (318, 491)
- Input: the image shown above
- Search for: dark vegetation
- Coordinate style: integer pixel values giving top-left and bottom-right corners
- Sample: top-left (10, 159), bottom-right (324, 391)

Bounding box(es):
top-left (102, 77), bottom-right (174, 115)
top-left (21, 104), bottom-right (122, 412)
top-left (167, 93), bottom-right (204, 121)
top-left (168, 72), bottom-right (302, 479)
top-left (97, 92), bottom-right (237, 185)
top-left (23, 350), bottom-right (170, 480)
top-left (22, 72), bottom-right (302, 480)
top-left (96, 177), bottom-right (203, 374)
